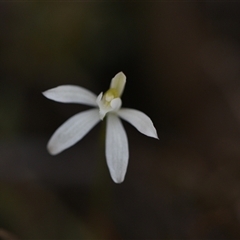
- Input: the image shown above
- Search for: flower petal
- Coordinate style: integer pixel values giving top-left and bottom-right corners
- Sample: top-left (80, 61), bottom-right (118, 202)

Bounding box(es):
top-left (110, 98), bottom-right (122, 111)
top-left (47, 109), bottom-right (100, 155)
top-left (117, 108), bottom-right (158, 139)
top-left (106, 113), bottom-right (129, 183)
top-left (110, 72), bottom-right (126, 97)
top-left (96, 92), bottom-right (103, 104)
top-left (42, 85), bottom-right (97, 106)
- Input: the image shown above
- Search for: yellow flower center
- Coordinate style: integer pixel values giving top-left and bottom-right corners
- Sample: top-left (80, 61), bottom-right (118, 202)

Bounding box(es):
top-left (102, 88), bottom-right (119, 106)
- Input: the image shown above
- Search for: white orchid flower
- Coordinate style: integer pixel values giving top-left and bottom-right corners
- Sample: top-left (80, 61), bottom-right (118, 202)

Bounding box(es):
top-left (43, 72), bottom-right (158, 183)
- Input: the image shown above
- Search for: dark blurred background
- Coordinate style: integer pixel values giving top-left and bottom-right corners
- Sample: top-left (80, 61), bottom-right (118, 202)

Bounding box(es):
top-left (1, 2), bottom-right (240, 239)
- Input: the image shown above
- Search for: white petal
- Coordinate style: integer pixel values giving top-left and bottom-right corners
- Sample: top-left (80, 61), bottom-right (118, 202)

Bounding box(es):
top-left (106, 113), bottom-right (129, 183)
top-left (117, 108), bottom-right (158, 139)
top-left (110, 72), bottom-right (126, 97)
top-left (47, 109), bottom-right (100, 155)
top-left (43, 85), bottom-right (97, 106)
top-left (96, 92), bottom-right (103, 105)
top-left (110, 98), bottom-right (122, 111)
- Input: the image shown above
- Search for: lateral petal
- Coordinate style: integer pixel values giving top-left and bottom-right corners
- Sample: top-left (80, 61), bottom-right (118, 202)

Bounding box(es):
top-left (47, 109), bottom-right (100, 155)
top-left (43, 85), bottom-right (97, 106)
top-left (118, 108), bottom-right (158, 139)
top-left (106, 113), bottom-right (129, 183)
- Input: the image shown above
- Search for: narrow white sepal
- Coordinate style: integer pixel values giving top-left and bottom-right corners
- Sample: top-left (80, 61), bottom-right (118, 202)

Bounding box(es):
top-left (42, 85), bottom-right (97, 106)
top-left (117, 108), bottom-right (158, 139)
top-left (106, 113), bottom-right (129, 183)
top-left (47, 109), bottom-right (100, 155)
top-left (110, 72), bottom-right (126, 97)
